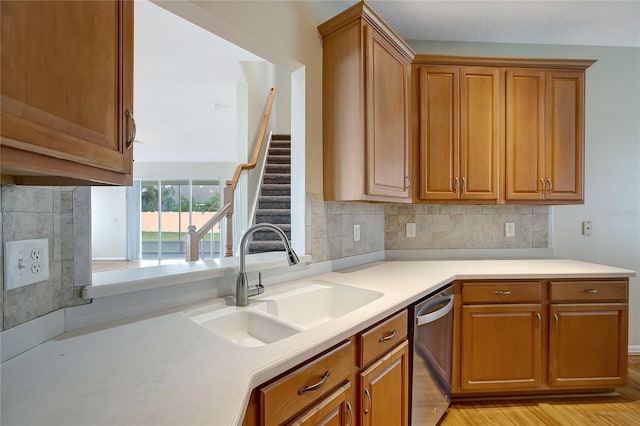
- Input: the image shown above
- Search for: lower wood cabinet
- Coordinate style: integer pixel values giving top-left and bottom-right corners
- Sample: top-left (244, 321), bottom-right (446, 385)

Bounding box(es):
top-left (359, 341), bottom-right (409, 426)
top-left (243, 309), bottom-right (409, 426)
top-left (453, 279), bottom-right (629, 396)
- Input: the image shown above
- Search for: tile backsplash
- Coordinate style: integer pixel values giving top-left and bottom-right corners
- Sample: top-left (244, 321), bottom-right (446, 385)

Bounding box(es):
top-left (385, 204), bottom-right (549, 250)
top-left (1, 185), bottom-right (90, 331)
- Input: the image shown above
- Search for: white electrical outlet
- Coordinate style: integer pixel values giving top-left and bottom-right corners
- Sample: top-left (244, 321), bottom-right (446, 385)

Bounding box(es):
top-left (505, 222), bottom-right (515, 237)
top-left (582, 221), bottom-right (592, 236)
top-left (353, 224), bottom-right (361, 242)
top-left (3, 238), bottom-right (50, 290)
top-left (406, 222), bottom-right (416, 238)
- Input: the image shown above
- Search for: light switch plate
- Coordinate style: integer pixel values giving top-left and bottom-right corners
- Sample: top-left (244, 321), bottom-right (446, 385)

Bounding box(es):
top-left (3, 238), bottom-right (50, 290)
top-left (582, 221), bottom-right (592, 236)
top-left (406, 223), bottom-right (416, 238)
top-left (353, 224), bottom-right (361, 242)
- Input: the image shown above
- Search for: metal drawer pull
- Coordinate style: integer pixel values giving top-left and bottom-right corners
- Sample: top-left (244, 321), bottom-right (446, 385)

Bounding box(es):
top-left (553, 313), bottom-right (559, 329)
top-left (547, 179), bottom-right (552, 192)
top-left (125, 109), bottom-right (136, 150)
top-left (494, 290), bottom-right (512, 296)
top-left (378, 328), bottom-right (397, 343)
top-left (346, 402), bottom-right (353, 425)
top-left (536, 312), bottom-right (541, 328)
top-left (364, 388), bottom-right (371, 414)
top-left (454, 176), bottom-right (459, 192)
top-left (584, 288), bottom-right (599, 294)
top-left (297, 370), bottom-right (330, 395)
top-left (540, 178), bottom-right (545, 193)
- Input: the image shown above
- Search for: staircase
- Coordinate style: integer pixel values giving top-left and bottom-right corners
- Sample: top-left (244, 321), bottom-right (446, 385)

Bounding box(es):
top-left (248, 134), bottom-right (291, 253)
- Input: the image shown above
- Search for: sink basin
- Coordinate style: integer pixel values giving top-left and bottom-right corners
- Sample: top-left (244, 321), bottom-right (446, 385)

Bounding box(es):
top-left (186, 280), bottom-right (383, 347)
top-left (262, 280), bottom-right (383, 328)
top-left (189, 309), bottom-right (301, 347)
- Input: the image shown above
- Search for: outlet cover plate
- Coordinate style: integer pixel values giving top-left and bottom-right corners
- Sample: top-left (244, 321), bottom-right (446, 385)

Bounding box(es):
top-left (3, 238), bottom-right (50, 290)
top-left (505, 222), bottom-right (515, 237)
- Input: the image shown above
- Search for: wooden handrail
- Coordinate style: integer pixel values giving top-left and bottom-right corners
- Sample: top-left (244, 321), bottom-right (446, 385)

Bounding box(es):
top-left (227, 87), bottom-right (277, 191)
top-left (186, 87), bottom-right (277, 261)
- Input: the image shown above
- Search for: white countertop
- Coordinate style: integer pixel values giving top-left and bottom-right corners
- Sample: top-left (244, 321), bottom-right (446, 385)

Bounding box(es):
top-left (1, 259), bottom-right (635, 426)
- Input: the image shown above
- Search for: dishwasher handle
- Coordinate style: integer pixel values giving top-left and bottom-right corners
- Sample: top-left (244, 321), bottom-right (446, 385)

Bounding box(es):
top-left (416, 295), bottom-right (454, 326)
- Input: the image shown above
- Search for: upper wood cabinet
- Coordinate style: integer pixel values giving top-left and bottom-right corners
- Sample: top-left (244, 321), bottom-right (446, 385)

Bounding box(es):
top-left (416, 65), bottom-right (501, 201)
top-left (505, 69), bottom-right (585, 202)
top-left (319, 2), bottom-right (414, 202)
top-left (1, 0), bottom-right (134, 185)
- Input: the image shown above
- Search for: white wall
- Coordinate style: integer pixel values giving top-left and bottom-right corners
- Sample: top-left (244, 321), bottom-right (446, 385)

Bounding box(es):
top-left (91, 187), bottom-right (128, 259)
top-left (409, 40), bottom-right (640, 347)
top-left (133, 162), bottom-right (236, 181)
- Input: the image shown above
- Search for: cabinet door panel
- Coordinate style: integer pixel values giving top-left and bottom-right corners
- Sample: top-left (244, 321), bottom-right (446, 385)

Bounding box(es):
top-left (288, 382), bottom-right (351, 426)
top-left (460, 68), bottom-right (500, 200)
top-left (460, 304), bottom-right (542, 391)
top-left (1, 0), bottom-right (133, 181)
top-left (366, 26), bottom-right (410, 199)
top-left (360, 341), bottom-right (409, 426)
top-left (546, 71), bottom-right (584, 201)
top-left (549, 304), bottom-right (627, 388)
top-left (505, 69), bottom-right (545, 200)
top-left (418, 66), bottom-right (459, 200)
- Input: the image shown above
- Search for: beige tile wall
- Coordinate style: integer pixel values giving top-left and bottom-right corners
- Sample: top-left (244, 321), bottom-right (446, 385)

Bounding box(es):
top-left (0, 186), bottom-right (90, 331)
top-left (306, 197), bottom-right (385, 262)
top-left (385, 205), bottom-right (549, 250)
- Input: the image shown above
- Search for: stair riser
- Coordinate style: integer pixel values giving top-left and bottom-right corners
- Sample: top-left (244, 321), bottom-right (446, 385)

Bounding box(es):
top-left (259, 202), bottom-right (290, 209)
top-left (268, 148), bottom-right (291, 156)
top-left (255, 214), bottom-right (290, 224)
top-left (267, 155), bottom-right (290, 164)
top-left (261, 188), bottom-right (290, 196)
top-left (265, 166), bottom-right (290, 175)
top-left (264, 175), bottom-right (291, 184)
top-left (252, 231), bottom-right (291, 240)
top-left (271, 135), bottom-right (291, 141)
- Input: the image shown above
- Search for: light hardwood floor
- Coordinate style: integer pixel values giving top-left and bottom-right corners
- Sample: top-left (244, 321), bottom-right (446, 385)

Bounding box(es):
top-left (442, 356), bottom-right (640, 425)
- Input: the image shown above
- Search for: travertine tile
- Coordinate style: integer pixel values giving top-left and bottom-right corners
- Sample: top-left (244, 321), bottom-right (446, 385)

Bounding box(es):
top-left (2, 186), bottom-right (53, 213)
top-left (432, 231), bottom-right (450, 249)
top-left (432, 215), bottom-right (450, 232)
top-left (3, 281), bottom-right (57, 329)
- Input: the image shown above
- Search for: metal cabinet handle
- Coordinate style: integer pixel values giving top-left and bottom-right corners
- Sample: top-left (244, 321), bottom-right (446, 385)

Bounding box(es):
top-left (297, 370), bottom-right (330, 395)
top-left (125, 109), bottom-right (136, 150)
top-left (536, 312), bottom-right (541, 328)
top-left (454, 177), bottom-right (459, 193)
top-left (363, 388), bottom-right (371, 415)
top-left (547, 179), bottom-right (552, 193)
top-left (404, 176), bottom-right (410, 190)
top-left (346, 402), bottom-right (353, 425)
top-left (494, 290), bottom-right (512, 296)
top-left (462, 177), bottom-right (467, 193)
top-left (584, 288), bottom-right (599, 294)
top-left (540, 178), bottom-right (545, 193)
top-left (378, 328), bottom-right (397, 343)
top-left (553, 313), bottom-right (559, 329)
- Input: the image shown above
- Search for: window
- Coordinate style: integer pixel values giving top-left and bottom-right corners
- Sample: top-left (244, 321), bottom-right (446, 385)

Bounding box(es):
top-left (140, 179), bottom-right (221, 260)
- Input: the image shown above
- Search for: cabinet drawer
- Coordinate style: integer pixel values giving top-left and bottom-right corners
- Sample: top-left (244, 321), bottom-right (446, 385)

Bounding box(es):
top-left (461, 281), bottom-right (542, 304)
top-left (358, 310), bottom-right (408, 367)
top-left (260, 340), bottom-right (354, 426)
top-left (550, 280), bottom-right (628, 302)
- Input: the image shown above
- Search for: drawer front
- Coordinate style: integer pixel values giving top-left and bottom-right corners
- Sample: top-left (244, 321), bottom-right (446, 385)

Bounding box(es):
top-left (461, 281), bottom-right (542, 304)
top-left (550, 280), bottom-right (628, 302)
top-left (260, 340), bottom-right (354, 426)
top-left (359, 309), bottom-right (408, 368)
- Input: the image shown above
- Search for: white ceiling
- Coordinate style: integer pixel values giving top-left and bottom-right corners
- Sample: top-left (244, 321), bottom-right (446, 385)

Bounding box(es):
top-left (362, 0), bottom-right (640, 47)
top-left (134, 0), bottom-right (639, 166)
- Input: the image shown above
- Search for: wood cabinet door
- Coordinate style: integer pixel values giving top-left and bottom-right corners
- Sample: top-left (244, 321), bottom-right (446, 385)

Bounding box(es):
top-left (365, 25), bottom-right (410, 200)
top-left (545, 71), bottom-right (584, 201)
top-left (549, 304), bottom-right (628, 388)
top-left (289, 382), bottom-right (353, 426)
top-left (359, 341), bottom-right (409, 426)
top-left (460, 304), bottom-right (542, 391)
top-left (1, 0), bottom-right (133, 185)
top-left (418, 66), bottom-right (460, 200)
top-left (460, 67), bottom-right (501, 200)
top-left (505, 69), bottom-right (546, 201)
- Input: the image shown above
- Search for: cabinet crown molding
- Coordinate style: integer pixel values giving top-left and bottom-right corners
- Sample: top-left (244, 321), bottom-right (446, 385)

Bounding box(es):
top-left (413, 54), bottom-right (596, 70)
top-left (318, 0), bottom-right (415, 62)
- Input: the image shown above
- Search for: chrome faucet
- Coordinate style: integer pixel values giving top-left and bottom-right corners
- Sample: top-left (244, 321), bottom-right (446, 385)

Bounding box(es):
top-left (236, 223), bottom-right (300, 307)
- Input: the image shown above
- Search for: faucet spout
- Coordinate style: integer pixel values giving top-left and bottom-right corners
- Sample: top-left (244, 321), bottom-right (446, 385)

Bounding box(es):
top-left (236, 223), bottom-right (299, 307)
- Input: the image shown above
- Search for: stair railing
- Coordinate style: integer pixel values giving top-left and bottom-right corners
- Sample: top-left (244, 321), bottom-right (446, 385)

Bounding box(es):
top-left (186, 87), bottom-right (277, 262)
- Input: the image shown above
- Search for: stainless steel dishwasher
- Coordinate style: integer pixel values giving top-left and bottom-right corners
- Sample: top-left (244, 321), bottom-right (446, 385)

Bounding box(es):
top-left (409, 284), bottom-right (454, 425)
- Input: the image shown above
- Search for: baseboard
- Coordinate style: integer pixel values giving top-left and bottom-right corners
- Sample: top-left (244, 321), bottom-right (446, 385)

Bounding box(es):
top-left (0, 309), bottom-right (65, 362)
top-left (629, 345), bottom-right (640, 355)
